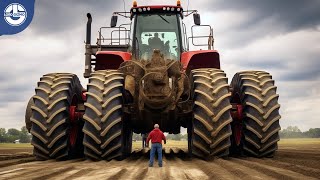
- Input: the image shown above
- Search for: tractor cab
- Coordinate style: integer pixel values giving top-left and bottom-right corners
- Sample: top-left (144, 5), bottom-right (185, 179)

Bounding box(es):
top-left (83, 0), bottom-right (217, 78)
top-left (129, 5), bottom-right (185, 60)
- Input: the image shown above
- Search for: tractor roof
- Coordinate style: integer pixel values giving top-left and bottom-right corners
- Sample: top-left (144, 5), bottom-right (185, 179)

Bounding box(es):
top-left (132, 5), bottom-right (182, 10)
top-left (130, 6), bottom-right (184, 19)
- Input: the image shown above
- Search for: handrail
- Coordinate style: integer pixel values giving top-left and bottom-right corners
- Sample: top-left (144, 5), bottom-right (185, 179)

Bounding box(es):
top-left (187, 25), bottom-right (214, 50)
top-left (97, 25), bottom-right (131, 48)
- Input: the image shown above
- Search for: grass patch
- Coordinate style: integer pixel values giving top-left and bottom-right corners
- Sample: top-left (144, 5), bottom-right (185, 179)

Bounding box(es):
top-left (0, 143), bottom-right (33, 149)
top-left (279, 138), bottom-right (320, 145)
top-left (2, 139), bottom-right (318, 150)
top-left (132, 140), bottom-right (187, 149)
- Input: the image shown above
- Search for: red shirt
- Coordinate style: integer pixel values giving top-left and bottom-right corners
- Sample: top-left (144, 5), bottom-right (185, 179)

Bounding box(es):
top-left (146, 128), bottom-right (166, 144)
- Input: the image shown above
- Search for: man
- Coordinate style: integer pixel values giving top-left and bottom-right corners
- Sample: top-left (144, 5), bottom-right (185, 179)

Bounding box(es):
top-left (141, 133), bottom-right (149, 148)
top-left (146, 124), bottom-right (166, 167)
top-left (148, 33), bottom-right (164, 51)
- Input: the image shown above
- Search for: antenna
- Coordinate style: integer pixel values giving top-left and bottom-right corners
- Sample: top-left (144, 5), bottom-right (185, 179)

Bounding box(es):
top-left (122, 0), bottom-right (126, 12)
top-left (187, 0), bottom-right (190, 12)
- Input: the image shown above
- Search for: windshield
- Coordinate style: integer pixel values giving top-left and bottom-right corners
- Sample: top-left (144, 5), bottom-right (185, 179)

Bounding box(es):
top-left (134, 13), bottom-right (181, 60)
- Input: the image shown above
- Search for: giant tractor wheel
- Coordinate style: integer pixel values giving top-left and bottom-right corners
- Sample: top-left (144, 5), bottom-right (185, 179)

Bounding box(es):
top-left (25, 97), bottom-right (35, 132)
top-left (30, 73), bottom-right (84, 160)
top-left (189, 68), bottom-right (233, 159)
top-left (83, 70), bottom-right (131, 160)
top-left (230, 71), bottom-right (281, 157)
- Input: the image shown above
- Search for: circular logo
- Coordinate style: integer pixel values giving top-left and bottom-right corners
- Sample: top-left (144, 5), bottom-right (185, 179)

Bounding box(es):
top-left (4, 3), bottom-right (27, 26)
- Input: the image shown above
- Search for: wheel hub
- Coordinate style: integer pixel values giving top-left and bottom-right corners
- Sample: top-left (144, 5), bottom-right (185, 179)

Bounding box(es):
top-left (69, 96), bottom-right (84, 147)
top-left (231, 104), bottom-right (243, 146)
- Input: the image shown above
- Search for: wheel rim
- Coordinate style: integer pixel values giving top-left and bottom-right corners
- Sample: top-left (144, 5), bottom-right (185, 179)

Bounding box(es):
top-left (231, 93), bottom-right (244, 146)
top-left (234, 105), bottom-right (243, 146)
top-left (69, 95), bottom-right (79, 148)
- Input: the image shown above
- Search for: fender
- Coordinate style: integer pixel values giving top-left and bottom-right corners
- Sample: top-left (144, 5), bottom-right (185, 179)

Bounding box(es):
top-left (95, 51), bottom-right (131, 70)
top-left (181, 50), bottom-right (220, 72)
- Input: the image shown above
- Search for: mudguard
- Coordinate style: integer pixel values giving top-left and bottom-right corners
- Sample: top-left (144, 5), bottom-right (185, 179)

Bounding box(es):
top-left (95, 51), bottom-right (131, 70)
top-left (181, 50), bottom-right (220, 72)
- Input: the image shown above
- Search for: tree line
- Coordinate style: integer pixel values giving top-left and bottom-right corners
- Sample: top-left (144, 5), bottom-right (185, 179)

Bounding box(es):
top-left (279, 126), bottom-right (320, 138)
top-left (0, 126), bottom-right (31, 143)
top-left (1, 125), bottom-right (318, 143)
top-left (132, 133), bottom-right (188, 141)
top-left (133, 126), bottom-right (320, 141)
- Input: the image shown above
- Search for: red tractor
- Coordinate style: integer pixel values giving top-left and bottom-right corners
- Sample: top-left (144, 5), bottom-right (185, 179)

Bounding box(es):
top-left (25, 1), bottom-right (281, 160)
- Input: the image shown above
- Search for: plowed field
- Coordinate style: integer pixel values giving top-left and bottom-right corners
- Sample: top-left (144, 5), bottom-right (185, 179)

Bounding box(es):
top-left (0, 139), bottom-right (319, 179)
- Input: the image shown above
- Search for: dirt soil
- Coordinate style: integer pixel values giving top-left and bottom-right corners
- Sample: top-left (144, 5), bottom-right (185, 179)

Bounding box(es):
top-left (0, 142), bottom-right (319, 180)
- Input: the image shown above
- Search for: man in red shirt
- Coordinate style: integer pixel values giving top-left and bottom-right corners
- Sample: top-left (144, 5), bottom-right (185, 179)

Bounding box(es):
top-left (146, 124), bottom-right (166, 167)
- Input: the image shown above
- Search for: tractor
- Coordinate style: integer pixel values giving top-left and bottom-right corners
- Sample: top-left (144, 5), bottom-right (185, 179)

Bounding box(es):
top-left (25, 1), bottom-right (281, 160)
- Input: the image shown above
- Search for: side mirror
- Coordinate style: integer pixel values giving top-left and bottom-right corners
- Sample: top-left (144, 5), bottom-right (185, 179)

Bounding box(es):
top-left (110, 15), bottom-right (118, 27)
top-left (193, 13), bottom-right (201, 25)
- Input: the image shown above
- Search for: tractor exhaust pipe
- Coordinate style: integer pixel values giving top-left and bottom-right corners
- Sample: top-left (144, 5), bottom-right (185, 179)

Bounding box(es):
top-left (86, 13), bottom-right (92, 44)
top-left (84, 13), bottom-right (92, 78)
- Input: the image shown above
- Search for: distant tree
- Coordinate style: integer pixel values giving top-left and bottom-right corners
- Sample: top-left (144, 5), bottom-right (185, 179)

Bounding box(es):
top-left (6, 128), bottom-right (21, 142)
top-left (7, 128), bottom-right (20, 136)
top-left (0, 128), bottom-right (7, 143)
top-left (181, 134), bottom-right (188, 140)
top-left (132, 133), bottom-right (142, 141)
top-left (279, 126), bottom-right (305, 138)
top-left (287, 126), bottom-right (301, 133)
top-left (166, 134), bottom-right (182, 141)
top-left (304, 128), bottom-right (320, 138)
top-left (19, 126), bottom-right (31, 143)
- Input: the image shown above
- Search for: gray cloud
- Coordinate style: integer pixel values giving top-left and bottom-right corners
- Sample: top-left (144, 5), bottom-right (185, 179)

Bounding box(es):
top-left (207, 0), bottom-right (320, 31)
top-left (280, 67), bottom-right (320, 81)
top-left (30, 0), bottom-right (122, 35)
top-left (194, 0), bottom-right (320, 49)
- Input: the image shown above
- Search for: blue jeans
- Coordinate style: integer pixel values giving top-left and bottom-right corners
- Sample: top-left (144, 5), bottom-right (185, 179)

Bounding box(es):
top-left (149, 143), bottom-right (162, 167)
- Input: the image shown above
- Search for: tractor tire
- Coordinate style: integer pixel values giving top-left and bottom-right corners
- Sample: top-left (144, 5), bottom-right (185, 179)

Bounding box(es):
top-left (189, 68), bottom-right (233, 159)
top-left (30, 73), bottom-right (84, 160)
top-left (25, 97), bottom-right (34, 132)
top-left (230, 71), bottom-right (281, 157)
top-left (83, 70), bottom-right (130, 160)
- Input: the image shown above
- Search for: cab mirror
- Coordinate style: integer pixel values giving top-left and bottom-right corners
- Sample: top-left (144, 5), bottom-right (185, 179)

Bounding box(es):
top-left (110, 15), bottom-right (118, 27)
top-left (193, 13), bottom-right (201, 25)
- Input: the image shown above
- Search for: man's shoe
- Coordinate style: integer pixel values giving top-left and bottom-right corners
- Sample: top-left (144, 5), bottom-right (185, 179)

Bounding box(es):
top-left (159, 165), bottom-right (162, 167)
top-left (149, 164), bottom-right (153, 167)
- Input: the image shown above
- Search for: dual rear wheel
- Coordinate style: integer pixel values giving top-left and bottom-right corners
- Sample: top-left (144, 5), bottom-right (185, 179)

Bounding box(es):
top-left (229, 71), bottom-right (281, 157)
top-left (188, 69), bottom-right (281, 158)
top-left (28, 71), bottom-right (131, 160)
top-left (189, 68), bottom-right (232, 159)
top-left (82, 70), bottom-right (132, 160)
top-left (29, 73), bottom-right (84, 160)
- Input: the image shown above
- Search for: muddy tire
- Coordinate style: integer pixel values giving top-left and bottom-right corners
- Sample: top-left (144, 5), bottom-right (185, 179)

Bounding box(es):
top-left (230, 71), bottom-right (281, 157)
top-left (83, 70), bottom-right (130, 160)
top-left (189, 68), bottom-right (233, 159)
top-left (25, 97), bottom-right (34, 132)
top-left (30, 73), bottom-right (84, 160)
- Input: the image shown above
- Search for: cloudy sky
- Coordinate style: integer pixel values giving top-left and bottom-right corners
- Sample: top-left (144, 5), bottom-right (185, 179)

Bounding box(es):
top-left (0, 0), bottom-right (319, 131)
